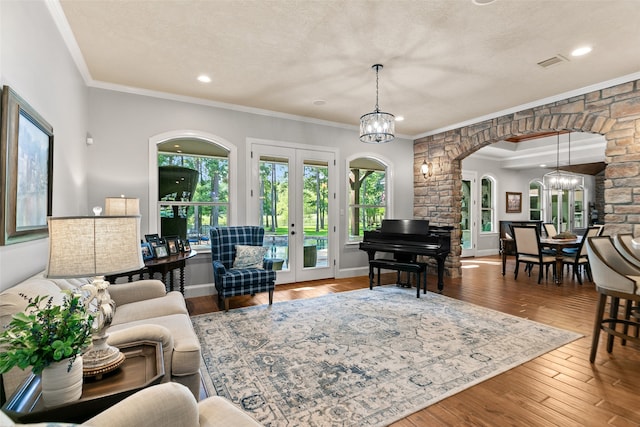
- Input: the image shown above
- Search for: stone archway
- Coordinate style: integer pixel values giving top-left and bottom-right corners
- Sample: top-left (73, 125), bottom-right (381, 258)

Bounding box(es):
top-left (414, 79), bottom-right (640, 278)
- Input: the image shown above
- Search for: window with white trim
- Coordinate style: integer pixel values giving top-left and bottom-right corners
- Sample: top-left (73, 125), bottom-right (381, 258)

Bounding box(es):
top-left (348, 157), bottom-right (387, 241)
top-left (480, 176), bottom-right (495, 232)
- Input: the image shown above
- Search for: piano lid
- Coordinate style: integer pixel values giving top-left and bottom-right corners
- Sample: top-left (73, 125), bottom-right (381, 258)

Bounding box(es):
top-left (380, 219), bottom-right (429, 235)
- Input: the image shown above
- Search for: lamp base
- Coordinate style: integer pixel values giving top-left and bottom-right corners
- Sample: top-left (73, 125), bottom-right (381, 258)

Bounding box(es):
top-left (82, 334), bottom-right (125, 379)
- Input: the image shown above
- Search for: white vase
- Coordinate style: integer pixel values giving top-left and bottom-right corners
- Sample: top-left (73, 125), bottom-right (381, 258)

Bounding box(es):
top-left (41, 356), bottom-right (83, 407)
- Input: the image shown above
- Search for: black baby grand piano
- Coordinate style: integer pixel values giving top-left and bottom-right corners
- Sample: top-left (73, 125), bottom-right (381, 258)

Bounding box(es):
top-left (359, 219), bottom-right (453, 292)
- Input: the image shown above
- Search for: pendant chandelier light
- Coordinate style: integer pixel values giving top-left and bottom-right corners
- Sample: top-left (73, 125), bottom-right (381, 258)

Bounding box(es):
top-left (543, 132), bottom-right (584, 191)
top-left (359, 64), bottom-right (395, 143)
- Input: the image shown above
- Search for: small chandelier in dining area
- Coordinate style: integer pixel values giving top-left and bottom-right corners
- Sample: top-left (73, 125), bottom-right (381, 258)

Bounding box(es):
top-left (359, 64), bottom-right (395, 144)
top-left (543, 132), bottom-right (584, 191)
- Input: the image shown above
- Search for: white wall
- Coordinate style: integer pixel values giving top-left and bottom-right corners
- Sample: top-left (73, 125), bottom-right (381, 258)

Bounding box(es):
top-left (462, 155), bottom-right (595, 256)
top-left (86, 87), bottom-right (415, 275)
top-left (0, 0), bottom-right (89, 290)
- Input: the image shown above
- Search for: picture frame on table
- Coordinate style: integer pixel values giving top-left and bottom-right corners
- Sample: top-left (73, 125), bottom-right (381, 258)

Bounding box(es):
top-left (0, 86), bottom-right (54, 246)
top-left (151, 240), bottom-right (169, 259)
top-left (506, 192), bottom-right (522, 213)
top-left (165, 236), bottom-right (180, 255)
top-left (182, 239), bottom-right (191, 253)
top-left (141, 242), bottom-right (154, 260)
top-left (145, 233), bottom-right (161, 244)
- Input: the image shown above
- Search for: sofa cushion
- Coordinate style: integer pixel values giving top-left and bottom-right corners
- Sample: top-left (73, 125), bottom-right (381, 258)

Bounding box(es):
top-left (111, 291), bottom-right (188, 326)
top-left (108, 314), bottom-right (201, 377)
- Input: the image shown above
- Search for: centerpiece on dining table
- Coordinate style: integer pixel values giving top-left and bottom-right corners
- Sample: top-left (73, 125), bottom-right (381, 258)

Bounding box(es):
top-left (552, 231), bottom-right (577, 240)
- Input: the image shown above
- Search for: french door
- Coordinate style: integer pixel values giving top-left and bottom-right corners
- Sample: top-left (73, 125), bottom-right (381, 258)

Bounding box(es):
top-left (249, 143), bottom-right (336, 284)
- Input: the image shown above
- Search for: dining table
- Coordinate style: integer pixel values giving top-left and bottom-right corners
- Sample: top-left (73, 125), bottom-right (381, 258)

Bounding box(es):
top-left (539, 236), bottom-right (582, 285)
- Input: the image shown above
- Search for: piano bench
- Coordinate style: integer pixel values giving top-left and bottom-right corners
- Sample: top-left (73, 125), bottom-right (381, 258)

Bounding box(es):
top-left (368, 259), bottom-right (427, 298)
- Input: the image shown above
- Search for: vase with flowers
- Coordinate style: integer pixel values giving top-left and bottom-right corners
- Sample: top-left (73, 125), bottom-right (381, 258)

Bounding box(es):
top-left (0, 290), bottom-right (93, 407)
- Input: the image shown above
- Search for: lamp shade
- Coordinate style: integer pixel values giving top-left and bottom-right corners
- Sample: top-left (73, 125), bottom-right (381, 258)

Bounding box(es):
top-left (104, 197), bottom-right (140, 215)
top-left (45, 216), bottom-right (144, 278)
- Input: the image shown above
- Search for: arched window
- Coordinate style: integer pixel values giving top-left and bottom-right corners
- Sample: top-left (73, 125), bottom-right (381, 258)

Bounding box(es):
top-left (529, 180), bottom-right (543, 221)
top-left (347, 156), bottom-right (390, 241)
top-left (480, 176), bottom-right (495, 232)
top-left (149, 133), bottom-right (235, 249)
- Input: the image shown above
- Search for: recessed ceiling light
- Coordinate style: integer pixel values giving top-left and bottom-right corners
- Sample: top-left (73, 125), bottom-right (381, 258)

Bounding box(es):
top-left (197, 74), bottom-right (212, 83)
top-left (395, 116), bottom-right (405, 122)
top-left (472, 0), bottom-right (497, 5)
top-left (313, 99), bottom-right (326, 106)
top-left (540, 164), bottom-right (547, 168)
top-left (571, 46), bottom-right (592, 57)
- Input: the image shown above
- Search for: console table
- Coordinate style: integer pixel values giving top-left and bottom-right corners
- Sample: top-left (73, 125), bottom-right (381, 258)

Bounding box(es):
top-left (2, 341), bottom-right (164, 424)
top-left (106, 250), bottom-right (197, 294)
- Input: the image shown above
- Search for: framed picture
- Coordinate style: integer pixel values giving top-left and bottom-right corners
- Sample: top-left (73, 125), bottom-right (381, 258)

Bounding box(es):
top-left (506, 192), bottom-right (522, 213)
top-left (141, 242), bottom-right (154, 260)
top-left (182, 239), bottom-right (191, 253)
top-left (145, 233), bottom-right (160, 244)
top-left (151, 241), bottom-right (169, 259)
top-left (165, 236), bottom-right (180, 255)
top-left (0, 86), bottom-right (54, 246)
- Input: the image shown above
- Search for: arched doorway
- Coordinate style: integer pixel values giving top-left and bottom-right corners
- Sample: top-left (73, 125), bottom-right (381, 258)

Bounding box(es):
top-left (414, 79), bottom-right (640, 278)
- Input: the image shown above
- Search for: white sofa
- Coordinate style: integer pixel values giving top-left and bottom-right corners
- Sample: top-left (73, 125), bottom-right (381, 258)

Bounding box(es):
top-left (0, 382), bottom-right (262, 427)
top-left (0, 273), bottom-right (201, 399)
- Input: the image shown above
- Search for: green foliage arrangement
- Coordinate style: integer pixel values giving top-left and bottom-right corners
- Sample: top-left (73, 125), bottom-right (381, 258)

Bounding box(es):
top-left (0, 291), bottom-right (93, 375)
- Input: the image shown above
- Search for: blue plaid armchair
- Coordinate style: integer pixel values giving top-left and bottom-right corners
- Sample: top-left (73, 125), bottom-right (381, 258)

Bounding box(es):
top-left (209, 226), bottom-right (276, 311)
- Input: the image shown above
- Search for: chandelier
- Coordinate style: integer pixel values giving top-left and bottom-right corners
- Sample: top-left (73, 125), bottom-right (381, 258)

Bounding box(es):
top-left (543, 132), bottom-right (584, 191)
top-left (359, 64), bottom-right (395, 143)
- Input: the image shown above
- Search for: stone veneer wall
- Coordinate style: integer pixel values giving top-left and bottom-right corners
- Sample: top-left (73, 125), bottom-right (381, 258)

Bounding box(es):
top-left (414, 79), bottom-right (640, 278)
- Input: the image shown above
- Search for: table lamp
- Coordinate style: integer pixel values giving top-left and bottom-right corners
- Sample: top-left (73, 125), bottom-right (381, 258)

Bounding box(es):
top-left (104, 196), bottom-right (140, 216)
top-left (45, 215), bottom-right (144, 377)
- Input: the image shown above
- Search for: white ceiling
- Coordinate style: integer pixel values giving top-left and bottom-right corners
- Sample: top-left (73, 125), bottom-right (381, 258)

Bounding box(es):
top-left (54, 0), bottom-right (640, 141)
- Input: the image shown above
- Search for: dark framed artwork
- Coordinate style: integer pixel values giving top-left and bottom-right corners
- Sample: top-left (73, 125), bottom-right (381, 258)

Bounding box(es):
top-left (182, 239), bottom-right (191, 253)
top-left (144, 233), bottom-right (161, 244)
top-left (151, 240), bottom-right (169, 259)
top-left (506, 192), bottom-right (522, 213)
top-left (165, 236), bottom-right (180, 255)
top-left (0, 86), bottom-right (54, 245)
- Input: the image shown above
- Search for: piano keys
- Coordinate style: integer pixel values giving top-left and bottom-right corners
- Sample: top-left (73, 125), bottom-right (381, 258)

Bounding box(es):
top-left (359, 219), bottom-right (453, 292)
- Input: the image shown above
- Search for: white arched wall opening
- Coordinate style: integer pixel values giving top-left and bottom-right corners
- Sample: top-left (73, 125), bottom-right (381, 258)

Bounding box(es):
top-left (147, 130), bottom-right (238, 234)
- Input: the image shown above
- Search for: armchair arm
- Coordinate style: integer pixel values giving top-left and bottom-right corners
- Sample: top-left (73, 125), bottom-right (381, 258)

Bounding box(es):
top-left (86, 383), bottom-right (199, 427)
top-left (212, 260), bottom-right (227, 284)
top-left (108, 280), bottom-right (167, 305)
top-left (263, 258), bottom-right (274, 271)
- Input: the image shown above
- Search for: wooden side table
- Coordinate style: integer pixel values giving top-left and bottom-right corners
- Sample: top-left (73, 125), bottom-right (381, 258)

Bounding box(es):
top-left (2, 341), bottom-right (164, 424)
top-left (106, 250), bottom-right (197, 294)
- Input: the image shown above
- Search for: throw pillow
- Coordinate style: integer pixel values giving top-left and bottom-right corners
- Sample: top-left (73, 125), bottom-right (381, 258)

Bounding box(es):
top-left (233, 245), bottom-right (267, 269)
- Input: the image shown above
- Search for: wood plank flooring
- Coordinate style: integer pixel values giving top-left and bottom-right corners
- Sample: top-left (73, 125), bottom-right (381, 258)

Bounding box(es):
top-left (186, 255), bottom-right (640, 426)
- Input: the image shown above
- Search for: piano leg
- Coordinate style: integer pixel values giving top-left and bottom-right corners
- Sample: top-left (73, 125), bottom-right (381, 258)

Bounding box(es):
top-left (369, 262), bottom-right (374, 290)
top-left (436, 256), bottom-right (445, 292)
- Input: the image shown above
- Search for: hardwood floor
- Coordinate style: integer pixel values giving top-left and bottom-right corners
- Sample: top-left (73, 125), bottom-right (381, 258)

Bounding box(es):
top-left (186, 256), bottom-right (640, 426)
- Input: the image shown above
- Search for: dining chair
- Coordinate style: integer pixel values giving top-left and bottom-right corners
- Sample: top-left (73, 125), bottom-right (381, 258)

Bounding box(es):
top-left (586, 236), bottom-right (640, 362)
top-left (613, 234), bottom-right (640, 269)
top-left (512, 225), bottom-right (556, 284)
top-left (562, 226), bottom-right (600, 285)
top-left (543, 223), bottom-right (557, 238)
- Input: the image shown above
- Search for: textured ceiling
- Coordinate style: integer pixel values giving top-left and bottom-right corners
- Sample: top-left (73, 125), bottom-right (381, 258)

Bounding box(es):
top-left (57, 0), bottom-right (640, 138)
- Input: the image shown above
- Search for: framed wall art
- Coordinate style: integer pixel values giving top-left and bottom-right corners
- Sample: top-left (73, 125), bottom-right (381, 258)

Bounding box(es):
top-left (0, 86), bottom-right (54, 245)
top-left (506, 192), bottom-right (522, 213)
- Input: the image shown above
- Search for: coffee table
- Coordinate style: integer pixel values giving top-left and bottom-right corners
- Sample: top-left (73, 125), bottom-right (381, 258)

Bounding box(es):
top-left (2, 340), bottom-right (164, 424)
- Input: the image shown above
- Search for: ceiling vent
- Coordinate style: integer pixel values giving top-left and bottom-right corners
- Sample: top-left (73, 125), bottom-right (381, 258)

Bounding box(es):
top-left (537, 55), bottom-right (568, 68)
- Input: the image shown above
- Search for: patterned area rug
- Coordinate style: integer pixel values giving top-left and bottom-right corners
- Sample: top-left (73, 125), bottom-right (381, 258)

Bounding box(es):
top-left (192, 287), bottom-right (581, 426)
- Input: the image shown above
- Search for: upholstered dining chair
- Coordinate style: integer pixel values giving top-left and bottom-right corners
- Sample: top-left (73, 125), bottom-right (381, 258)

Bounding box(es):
top-left (613, 233), bottom-right (640, 269)
top-left (512, 225), bottom-right (556, 284)
top-left (586, 236), bottom-right (640, 362)
top-left (562, 226), bottom-right (600, 285)
top-left (543, 223), bottom-right (557, 238)
top-left (210, 226), bottom-right (276, 311)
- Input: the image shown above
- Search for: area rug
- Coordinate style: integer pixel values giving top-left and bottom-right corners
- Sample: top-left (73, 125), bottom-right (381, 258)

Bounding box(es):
top-left (192, 287), bottom-right (581, 427)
